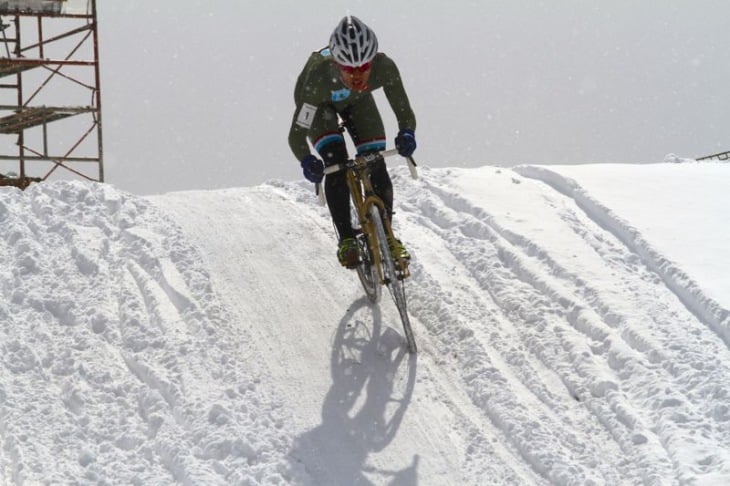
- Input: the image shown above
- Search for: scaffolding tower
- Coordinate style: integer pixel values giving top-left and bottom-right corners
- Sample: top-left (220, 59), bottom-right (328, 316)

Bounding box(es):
top-left (0, 0), bottom-right (102, 189)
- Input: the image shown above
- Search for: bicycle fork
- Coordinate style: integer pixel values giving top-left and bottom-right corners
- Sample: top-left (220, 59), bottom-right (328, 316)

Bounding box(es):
top-left (360, 196), bottom-right (411, 282)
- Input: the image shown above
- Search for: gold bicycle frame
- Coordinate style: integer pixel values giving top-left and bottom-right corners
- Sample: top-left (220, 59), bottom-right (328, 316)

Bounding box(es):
top-left (345, 155), bottom-right (411, 283)
top-left (318, 149), bottom-right (418, 353)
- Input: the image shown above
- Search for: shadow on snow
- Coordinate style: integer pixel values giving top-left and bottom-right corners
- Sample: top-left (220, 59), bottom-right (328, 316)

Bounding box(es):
top-left (288, 297), bottom-right (419, 485)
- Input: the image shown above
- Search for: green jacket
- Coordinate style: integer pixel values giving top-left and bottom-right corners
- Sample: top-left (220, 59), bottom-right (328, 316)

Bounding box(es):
top-left (288, 49), bottom-right (416, 161)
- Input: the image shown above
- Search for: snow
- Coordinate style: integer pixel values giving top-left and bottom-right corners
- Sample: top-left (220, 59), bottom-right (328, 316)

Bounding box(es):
top-left (1, 160), bottom-right (729, 485)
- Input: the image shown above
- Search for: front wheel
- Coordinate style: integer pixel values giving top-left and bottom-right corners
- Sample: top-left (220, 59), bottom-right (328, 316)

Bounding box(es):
top-left (369, 205), bottom-right (417, 353)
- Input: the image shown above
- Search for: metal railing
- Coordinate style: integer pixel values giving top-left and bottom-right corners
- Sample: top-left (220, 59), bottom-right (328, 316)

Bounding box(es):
top-left (696, 150), bottom-right (730, 162)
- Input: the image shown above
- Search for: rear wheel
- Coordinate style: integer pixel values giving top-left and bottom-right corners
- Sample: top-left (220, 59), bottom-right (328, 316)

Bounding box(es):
top-left (355, 230), bottom-right (381, 303)
top-left (369, 205), bottom-right (417, 353)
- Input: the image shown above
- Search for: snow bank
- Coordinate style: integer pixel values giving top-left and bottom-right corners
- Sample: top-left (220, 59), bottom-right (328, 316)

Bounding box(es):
top-left (1, 164), bottom-right (729, 485)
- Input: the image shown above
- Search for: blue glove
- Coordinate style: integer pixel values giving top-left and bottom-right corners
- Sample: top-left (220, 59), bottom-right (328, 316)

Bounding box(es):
top-left (395, 128), bottom-right (417, 157)
top-left (301, 154), bottom-right (324, 183)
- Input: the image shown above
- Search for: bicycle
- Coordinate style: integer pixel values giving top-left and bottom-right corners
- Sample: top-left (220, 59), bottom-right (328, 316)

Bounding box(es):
top-left (316, 149), bottom-right (418, 354)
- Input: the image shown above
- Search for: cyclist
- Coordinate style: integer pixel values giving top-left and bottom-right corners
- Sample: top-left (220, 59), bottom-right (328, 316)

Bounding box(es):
top-left (288, 15), bottom-right (417, 268)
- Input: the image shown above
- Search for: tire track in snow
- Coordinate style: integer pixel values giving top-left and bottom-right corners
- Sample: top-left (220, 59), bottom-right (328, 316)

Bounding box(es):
top-left (384, 267), bottom-right (551, 486)
top-left (156, 183), bottom-right (522, 485)
top-left (113, 212), bottom-right (292, 485)
top-left (404, 169), bottom-right (730, 483)
top-left (398, 171), bottom-right (681, 483)
top-left (515, 165), bottom-right (730, 348)
top-left (506, 167), bottom-right (730, 480)
top-left (393, 175), bottom-right (646, 483)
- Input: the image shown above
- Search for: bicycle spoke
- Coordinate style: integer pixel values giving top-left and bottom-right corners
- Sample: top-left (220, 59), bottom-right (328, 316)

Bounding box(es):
top-left (355, 232), bottom-right (381, 303)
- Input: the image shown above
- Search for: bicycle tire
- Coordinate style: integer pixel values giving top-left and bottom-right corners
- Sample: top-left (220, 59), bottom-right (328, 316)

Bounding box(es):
top-left (369, 205), bottom-right (417, 353)
top-left (355, 231), bottom-right (381, 303)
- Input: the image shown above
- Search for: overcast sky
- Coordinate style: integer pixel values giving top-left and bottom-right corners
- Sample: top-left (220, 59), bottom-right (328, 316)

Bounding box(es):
top-left (98, 1), bottom-right (729, 195)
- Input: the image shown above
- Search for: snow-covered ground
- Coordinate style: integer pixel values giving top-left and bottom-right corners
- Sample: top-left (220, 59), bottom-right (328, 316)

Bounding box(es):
top-left (1, 161), bottom-right (728, 485)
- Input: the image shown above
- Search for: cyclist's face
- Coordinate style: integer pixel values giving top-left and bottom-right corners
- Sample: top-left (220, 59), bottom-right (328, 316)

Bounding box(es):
top-left (338, 62), bottom-right (372, 91)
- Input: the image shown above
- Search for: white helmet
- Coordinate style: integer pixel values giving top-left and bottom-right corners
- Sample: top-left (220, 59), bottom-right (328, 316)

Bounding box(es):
top-left (329, 16), bottom-right (378, 67)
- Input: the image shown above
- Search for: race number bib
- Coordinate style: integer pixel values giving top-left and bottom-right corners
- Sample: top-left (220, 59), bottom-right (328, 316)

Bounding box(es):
top-left (296, 103), bottom-right (317, 129)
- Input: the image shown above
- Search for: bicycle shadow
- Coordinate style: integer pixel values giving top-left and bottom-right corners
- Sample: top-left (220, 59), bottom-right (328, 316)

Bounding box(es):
top-left (288, 297), bottom-right (419, 485)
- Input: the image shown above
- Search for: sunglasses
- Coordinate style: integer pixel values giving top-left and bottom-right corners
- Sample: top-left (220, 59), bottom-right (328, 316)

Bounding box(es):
top-left (338, 62), bottom-right (372, 74)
